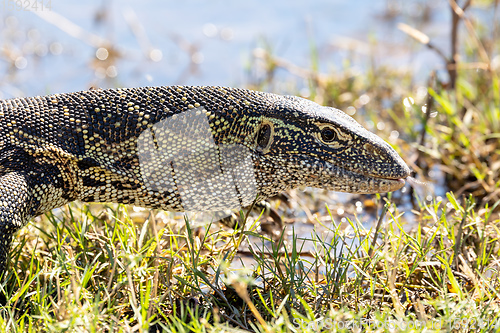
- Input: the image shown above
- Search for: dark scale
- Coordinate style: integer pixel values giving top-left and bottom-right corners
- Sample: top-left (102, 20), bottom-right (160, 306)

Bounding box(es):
top-left (0, 85), bottom-right (410, 275)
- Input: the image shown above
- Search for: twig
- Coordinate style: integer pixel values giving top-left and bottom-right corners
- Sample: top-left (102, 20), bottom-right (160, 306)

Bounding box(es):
top-left (123, 8), bottom-right (158, 61)
top-left (415, 71), bottom-right (435, 169)
top-left (233, 282), bottom-right (270, 333)
top-left (367, 201), bottom-right (389, 258)
top-left (449, 0), bottom-right (471, 89)
top-left (33, 11), bottom-right (109, 48)
top-left (399, 0), bottom-right (487, 90)
top-left (409, 72), bottom-right (435, 209)
top-left (147, 210), bottom-right (160, 320)
top-left (454, 195), bottom-right (473, 269)
top-left (449, 0), bottom-right (491, 74)
top-left (397, 23), bottom-right (448, 62)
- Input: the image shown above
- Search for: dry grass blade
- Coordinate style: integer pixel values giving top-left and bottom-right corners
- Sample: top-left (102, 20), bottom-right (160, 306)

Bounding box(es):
top-left (397, 23), bottom-right (448, 61)
top-left (33, 11), bottom-right (109, 48)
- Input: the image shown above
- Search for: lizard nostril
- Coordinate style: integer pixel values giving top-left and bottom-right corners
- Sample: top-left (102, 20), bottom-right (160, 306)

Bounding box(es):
top-left (364, 143), bottom-right (376, 155)
top-left (364, 142), bottom-right (387, 159)
top-left (363, 141), bottom-right (410, 179)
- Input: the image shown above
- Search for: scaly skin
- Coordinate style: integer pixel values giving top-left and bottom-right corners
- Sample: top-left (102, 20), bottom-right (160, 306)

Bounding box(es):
top-left (0, 86), bottom-right (410, 273)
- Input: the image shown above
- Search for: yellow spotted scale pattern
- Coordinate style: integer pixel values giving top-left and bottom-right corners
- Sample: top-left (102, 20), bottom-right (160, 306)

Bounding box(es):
top-left (0, 86), bottom-right (410, 272)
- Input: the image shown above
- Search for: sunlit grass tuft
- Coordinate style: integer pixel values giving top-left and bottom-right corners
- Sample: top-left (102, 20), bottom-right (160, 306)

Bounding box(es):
top-left (1, 193), bottom-right (500, 332)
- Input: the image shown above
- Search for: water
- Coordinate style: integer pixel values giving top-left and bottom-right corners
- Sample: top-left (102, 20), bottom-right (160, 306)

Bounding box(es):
top-left (0, 0), bottom-right (463, 269)
top-left (1, 0), bottom-right (450, 99)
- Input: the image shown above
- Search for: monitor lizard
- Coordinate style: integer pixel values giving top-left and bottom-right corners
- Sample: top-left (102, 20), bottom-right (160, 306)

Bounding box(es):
top-left (0, 85), bottom-right (410, 274)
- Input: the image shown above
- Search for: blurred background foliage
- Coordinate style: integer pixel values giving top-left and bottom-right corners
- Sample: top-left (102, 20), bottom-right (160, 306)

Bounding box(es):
top-left (1, 0), bottom-right (500, 331)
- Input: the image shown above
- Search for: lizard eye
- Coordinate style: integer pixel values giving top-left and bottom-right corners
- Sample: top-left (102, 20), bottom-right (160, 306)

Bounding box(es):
top-left (320, 127), bottom-right (336, 143)
top-left (257, 124), bottom-right (272, 149)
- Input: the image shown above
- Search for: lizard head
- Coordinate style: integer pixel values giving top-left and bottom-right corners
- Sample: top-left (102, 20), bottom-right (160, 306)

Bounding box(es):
top-left (248, 94), bottom-right (411, 195)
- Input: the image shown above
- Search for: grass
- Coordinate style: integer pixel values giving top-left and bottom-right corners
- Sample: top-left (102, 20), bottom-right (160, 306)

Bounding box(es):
top-left (1, 1), bottom-right (499, 332)
top-left (2, 191), bottom-right (500, 332)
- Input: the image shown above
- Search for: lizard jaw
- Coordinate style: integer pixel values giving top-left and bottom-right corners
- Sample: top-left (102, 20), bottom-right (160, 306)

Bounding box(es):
top-left (317, 161), bottom-right (408, 194)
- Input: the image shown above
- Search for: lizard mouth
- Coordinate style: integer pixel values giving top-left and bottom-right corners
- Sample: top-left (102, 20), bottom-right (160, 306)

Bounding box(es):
top-left (355, 173), bottom-right (406, 193)
top-left (376, 176), bottom-right (406, 190)
top-left (318, 161), bottom-right (409, 194)
top-left (347, 156), bottom-right (411, 193)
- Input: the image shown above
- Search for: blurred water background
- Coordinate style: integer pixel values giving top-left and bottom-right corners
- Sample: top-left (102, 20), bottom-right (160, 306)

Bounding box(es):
top-left (1, 0), bottom-right (496, 255)
top-left (1, 0), bottom-right (458, 99)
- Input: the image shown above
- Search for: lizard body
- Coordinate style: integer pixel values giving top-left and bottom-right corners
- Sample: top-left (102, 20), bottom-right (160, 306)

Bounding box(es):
top-left (0, 86), bottom-right (410, 272)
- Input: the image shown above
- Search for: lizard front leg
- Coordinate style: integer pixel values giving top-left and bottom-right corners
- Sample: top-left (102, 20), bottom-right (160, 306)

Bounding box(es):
top-left (0, 171), bottom-right (35, 275)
